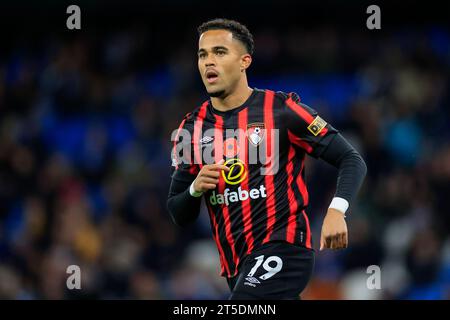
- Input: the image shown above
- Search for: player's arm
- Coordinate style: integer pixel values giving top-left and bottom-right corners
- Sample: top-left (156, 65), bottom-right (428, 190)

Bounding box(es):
top-left (167, 115), bottom-right (230, 226)
top-left (167, 161), bottom-right (229, 227)
top-left (318, 133), bottom-right (367, 250)
top-left (167, 171), bottom-right (202, 227)
top-left (282, 92), bottom-right (367, 250)
top-left (167, 116), bottom-right (201, 227)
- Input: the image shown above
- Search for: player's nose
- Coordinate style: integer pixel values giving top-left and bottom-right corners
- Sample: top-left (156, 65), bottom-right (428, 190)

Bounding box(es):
top-left (204, 55), bottom-right (216, 67)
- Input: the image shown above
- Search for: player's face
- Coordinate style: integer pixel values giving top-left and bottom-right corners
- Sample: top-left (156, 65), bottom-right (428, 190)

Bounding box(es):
top-left (198, 30), bottom-right (248, 98)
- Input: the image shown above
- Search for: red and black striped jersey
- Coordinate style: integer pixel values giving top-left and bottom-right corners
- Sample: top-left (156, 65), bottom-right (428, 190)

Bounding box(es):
top-left (171, 88), bottom-right (338, 278)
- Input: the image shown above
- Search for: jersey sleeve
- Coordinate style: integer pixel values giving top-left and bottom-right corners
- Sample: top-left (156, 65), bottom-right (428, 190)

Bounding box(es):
top-left (170, 113), bottom-right (200, 184)
top-left (282, 92), bottom-right (339, 158)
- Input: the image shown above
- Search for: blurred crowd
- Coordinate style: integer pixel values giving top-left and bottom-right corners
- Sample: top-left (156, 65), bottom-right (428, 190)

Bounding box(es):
top-left (0, 20), bottom-right (449, 299)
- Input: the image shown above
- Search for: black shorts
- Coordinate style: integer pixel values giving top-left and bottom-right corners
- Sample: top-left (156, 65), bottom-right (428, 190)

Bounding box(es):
top-left (226, 241), bottom-right (315, 300)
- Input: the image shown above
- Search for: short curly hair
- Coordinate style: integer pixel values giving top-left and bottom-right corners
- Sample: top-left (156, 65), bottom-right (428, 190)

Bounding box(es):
top-left (197, 18), bottom-right (254, 55)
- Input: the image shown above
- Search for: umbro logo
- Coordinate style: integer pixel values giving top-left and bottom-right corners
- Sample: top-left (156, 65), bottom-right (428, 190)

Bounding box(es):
top-left (245, 277), bottom-right (261, 284)
top-left (200, 136), bottom-right (214, 145)
top-left (244, 276), bottom-right (260, 287)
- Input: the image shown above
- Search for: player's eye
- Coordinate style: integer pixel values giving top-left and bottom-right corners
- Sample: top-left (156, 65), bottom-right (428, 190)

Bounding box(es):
top-left (198, 52), bottom-right (206, 59)
top-left (216, 50), bottom-right (226, 56)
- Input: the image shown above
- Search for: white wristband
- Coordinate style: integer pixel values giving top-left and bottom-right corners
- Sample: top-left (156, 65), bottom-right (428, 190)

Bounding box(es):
top-left (189, 181), bottom-right (203, 197)
top-left (329, 197), bottom-right (349, 217)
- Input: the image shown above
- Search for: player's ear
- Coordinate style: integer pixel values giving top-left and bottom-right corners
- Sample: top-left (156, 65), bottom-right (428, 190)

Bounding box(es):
top-left (240, 54), bottom-right (252, 72)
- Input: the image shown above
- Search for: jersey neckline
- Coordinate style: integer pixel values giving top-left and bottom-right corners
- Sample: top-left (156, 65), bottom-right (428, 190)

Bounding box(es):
top-left (208, 88), bottom-right (261, 116)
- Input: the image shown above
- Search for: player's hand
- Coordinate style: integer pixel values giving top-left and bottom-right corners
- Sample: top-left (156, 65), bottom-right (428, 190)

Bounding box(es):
top-left (320, 208), bottom-right (348, 250)
top-left (193, 159), bottom-right (230, 193)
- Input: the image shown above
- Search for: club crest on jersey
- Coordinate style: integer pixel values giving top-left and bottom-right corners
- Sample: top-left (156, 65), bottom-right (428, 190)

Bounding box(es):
top-left (247, 123), bottom-right (265, 146)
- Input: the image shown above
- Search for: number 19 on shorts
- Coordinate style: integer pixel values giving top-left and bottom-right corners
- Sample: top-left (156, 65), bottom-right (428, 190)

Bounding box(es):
top-left (247, 255), bottom-right (283, 281)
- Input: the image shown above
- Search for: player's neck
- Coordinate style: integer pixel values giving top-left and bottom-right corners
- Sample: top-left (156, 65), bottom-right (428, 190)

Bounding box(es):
top-left (210, 83), bottom-right (253, 112)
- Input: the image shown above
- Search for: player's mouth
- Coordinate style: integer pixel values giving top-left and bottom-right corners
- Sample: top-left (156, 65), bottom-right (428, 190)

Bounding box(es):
top-left (205, 70), bottom-right (219, 84)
